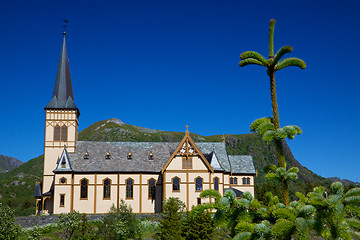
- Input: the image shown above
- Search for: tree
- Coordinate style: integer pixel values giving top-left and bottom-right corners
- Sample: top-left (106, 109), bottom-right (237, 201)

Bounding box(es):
top-left (0, 205), bottom-right (20, 240)
top-left (157, 197), bottom-right (186, 240)
top-left (183, 207), bottom-right (214, 240)
top-left (240, 19), bottom-right (306, 205)
top-left (308, 182), bottom-right (360, 239)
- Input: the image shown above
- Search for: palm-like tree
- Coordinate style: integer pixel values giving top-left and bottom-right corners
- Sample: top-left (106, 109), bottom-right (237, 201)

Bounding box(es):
top-left (239, 19), bottom-right (306, 205)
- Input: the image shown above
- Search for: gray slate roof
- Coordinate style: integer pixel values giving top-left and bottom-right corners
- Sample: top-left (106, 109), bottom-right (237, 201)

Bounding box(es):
top-left (45, 34), bottom-right (77, 109)
top-left (57, 141), bottom-right (255, 174)
top-left (228, 155), bottom-right (256, 174)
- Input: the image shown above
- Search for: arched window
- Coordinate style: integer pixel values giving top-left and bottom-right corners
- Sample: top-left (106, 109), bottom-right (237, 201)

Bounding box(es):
top-left (127, 152), bottom-right (132, 160)
top-left (247, 177), bottom-right (250, 185)
top-left (242, 177), bottom-right (246, 185)
top-left (214, 177), bottom-right (219, 191)
top-left (54, 125), bottom-right (61, 141)
top-left (234, 177), bottom-right (238, 185)
top-left (61, 125), bottom-right (68, 142)
top-left (195, 177), bottom-right (203, 192)
top-left (80, 179), bottom-right (88, 199)
top-left (105, 152), bottom-right (111, 159)
top-left (149, 152), bottom-right (154, 160)
top-left (230, 177), bottom-right (234, 185)
top-left (103, 179), bottom-right (111, 199)
top-left (148, 178), bottom-right (156, 199)
top-left (172, 177), bottom-right (180, 192)
top-left (126, 179), bottom-right (133, 199)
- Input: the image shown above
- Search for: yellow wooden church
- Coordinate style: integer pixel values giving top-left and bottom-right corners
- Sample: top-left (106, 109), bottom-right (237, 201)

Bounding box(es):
top-left (34, 33), bottom-right (256, 214)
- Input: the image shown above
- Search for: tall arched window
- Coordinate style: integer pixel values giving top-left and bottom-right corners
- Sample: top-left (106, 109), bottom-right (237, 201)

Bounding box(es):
top-left (61, 125), bottom-right (68, 142)
top-left (103, 179), bottom-right (111, 199)
top-left (172, 177), bottom-right (180, 192)
top-left (54, 125), bottom-right (61, 141)
top-left (126, 179), bottom-right (133, 199)
top-left (234, 177), bottom-right (238, 185)
top-left (195, 177), bottom-right (203, 192)
top-left (230, 177), bottom-right (234, 185)
top-left (214, 177), bottom-right (219, 191)
top-left (148, 178), bottom-right (156, 199)
top-left (80, 179), bottom-right (88, 199)
top-left (246, 177), bottom-right (250, 185)
top-left (242, 177), bottom-right (246, 185)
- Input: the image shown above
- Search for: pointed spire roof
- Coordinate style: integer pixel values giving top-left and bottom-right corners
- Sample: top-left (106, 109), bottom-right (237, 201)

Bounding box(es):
top-left (45, 32), bottom-right (77, 109)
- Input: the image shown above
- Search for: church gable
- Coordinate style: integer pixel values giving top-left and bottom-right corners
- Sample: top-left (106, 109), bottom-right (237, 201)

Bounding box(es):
top-left (54, 147), bottom-right (73, 172)
top-left (161, 128), bottom-right (214, 173)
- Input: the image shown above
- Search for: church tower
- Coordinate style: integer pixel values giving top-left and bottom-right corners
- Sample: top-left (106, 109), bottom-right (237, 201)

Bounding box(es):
top-left (42, 32), bottom-right (79, 209)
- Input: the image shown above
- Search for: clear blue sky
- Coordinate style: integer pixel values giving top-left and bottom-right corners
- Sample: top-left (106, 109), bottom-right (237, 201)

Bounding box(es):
top-left (0, 0), bottom-right (359, 182)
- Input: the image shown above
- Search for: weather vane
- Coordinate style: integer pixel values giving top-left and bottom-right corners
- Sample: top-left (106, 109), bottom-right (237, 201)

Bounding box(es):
top-left (62, 19), bottom-right (69, 35)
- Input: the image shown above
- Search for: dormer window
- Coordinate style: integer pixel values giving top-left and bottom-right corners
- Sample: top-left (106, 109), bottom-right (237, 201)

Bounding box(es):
top-left (127, 152), bottom-right (132, 160)
top-left (61, 160), bottom-right (66, 168)
top-left (84, 152), bottom-right (89, 159)
top-left (105, 152), bottom-right (111, 159)
top-left (149, 152), bottom-right (154, 160)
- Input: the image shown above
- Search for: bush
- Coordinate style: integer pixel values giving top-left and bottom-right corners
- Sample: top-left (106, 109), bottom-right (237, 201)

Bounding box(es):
top-left (157, 197), bottom-right (186, 240)
top-left (184, 210), bottom-right (214, 240)
top-left (97, 201), bottom-right (140, 240)
top-left (59, 210), bottom-right (93, 239)
top-left (0, 204), bottom-right (21, 240)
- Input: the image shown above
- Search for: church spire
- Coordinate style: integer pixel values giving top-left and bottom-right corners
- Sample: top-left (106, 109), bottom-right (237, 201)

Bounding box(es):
top-left (45, 32), bottom-right (77, 109)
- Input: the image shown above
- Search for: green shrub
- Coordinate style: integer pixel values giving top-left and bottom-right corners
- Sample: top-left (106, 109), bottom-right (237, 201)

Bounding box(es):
top-left (157, 197), bottom-right (186, 240)
top-left (184, 210), bottom-right (214, 240)
top-left (59, 210), bottom-right (93, 239)
top-left (97, 201), bottom-right (140, 240)
top-left (0, 205), bottom-right (21, 240)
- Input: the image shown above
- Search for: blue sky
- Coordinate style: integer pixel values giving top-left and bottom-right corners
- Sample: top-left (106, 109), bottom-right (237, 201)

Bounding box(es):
top-left (0, 0), bottom-right (359, 182)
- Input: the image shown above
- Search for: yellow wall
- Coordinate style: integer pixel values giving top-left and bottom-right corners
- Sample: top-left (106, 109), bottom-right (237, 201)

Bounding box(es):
top-left (43, 109), bottom-right (78, 197)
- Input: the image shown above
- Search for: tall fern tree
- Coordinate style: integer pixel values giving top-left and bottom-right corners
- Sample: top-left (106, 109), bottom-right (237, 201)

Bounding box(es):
top-left (239, 19), bottom-right (306, 205)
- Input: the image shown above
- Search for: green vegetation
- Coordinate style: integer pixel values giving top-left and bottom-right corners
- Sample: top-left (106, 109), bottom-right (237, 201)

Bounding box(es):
top-left (97, 201), bottom-right (141, 239)
top-left (239, 19), bottom-right (305, 205)
top-left (198, 183), bottom-right (360, 239)
top-left (0, 156), bottom-right (43, 216)
top-left (157, 197), bottom-right (186, 240)
top-left (0, 205), bottom-right (21, 239)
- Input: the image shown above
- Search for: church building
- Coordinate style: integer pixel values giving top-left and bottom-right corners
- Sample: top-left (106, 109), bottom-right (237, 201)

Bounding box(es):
top-left (34, 32), bottom-right (256, 214)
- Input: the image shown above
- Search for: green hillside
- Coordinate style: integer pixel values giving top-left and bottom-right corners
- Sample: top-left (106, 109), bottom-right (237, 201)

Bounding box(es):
top-left (0, 118), bottom-right (331, 216)
top-left (0, 155), bottom-right (43, 216)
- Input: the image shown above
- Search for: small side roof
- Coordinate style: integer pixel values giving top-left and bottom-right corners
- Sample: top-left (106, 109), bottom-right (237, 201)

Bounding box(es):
top-left (34, 182), bottom-right (42, 199)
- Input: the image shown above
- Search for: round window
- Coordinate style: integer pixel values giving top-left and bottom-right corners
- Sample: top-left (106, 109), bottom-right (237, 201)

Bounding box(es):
top-left (61, 178), bottom-right (66, 184)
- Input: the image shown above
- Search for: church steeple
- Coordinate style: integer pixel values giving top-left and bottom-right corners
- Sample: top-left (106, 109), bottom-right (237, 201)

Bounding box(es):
top-left (45, 32), bottom-right (77, 109)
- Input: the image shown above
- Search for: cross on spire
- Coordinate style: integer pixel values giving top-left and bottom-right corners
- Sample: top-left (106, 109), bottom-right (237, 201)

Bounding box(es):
top-left (62, 19), bottom-right (69, 35)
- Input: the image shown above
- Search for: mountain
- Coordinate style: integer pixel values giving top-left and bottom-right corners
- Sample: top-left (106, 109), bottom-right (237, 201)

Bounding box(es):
top-left (0, 155), bottom-right (43, 215)
top-left (0, 155), bottom-right (23, 173)
top-left (0, 118), bottom-right (352, 215)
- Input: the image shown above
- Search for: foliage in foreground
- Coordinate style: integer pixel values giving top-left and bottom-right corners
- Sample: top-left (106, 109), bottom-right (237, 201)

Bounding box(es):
top-left (0, 205), bottom-right (21, 239)
top-left (97, 200), bottom-right (141, 240)
top-left (200, 182), bottom-right (360, 239)
top-left (156, 197), bottom-right (215, 240)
